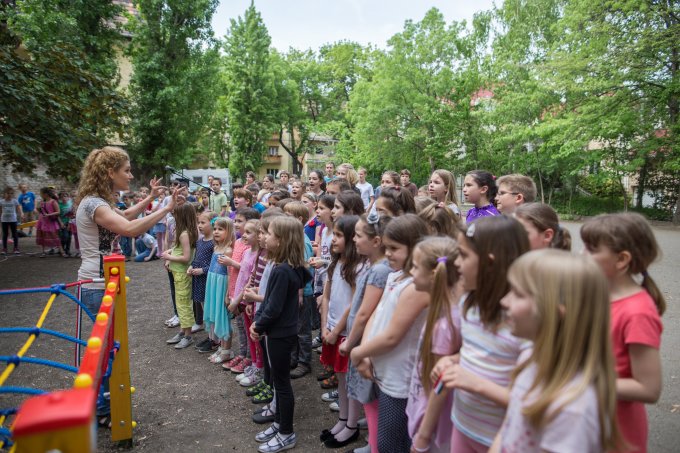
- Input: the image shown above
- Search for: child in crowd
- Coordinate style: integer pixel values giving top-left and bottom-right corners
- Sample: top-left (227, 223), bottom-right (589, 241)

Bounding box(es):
top-left (339, 211), bottom-right (392, 453)
top-left (319, 215), bottom-right (367, 448)
top-left (434, 216), bottom-right (530, 452)
top-left (134, 232), bottom-right (158, 262)
top-left (58, 191), bottom-right (73, 257)
top-left (162, 203), bottom-right (198, 349)
top-left (201, 217), bottom-right (236, 362)
top-left (356, 167), bottom-right (374, 211)
top-left (350, 214), bottom-right (430, 452)
top-left (311, 194), bottom-right (336, 382)
top-left (407, 236), bottom-right (461, 453)
top-left (463, 170), bottom-right (500, 223)
top-left (290, 181), bottom-right (305, 201)
top-left (494, 174), bottom-right (536, 215)
top-left (209, 177), bottom-right (229, 216)
top-left (226, 208), bottom-right (258, 374)
top-left (418, 202), bottom-right (460, 237)
top-left (251, 216), bottom-right (312, 453)
top-left (428, 169), bottom-right (461, 218)
top-left (282, 201), bottom-right (315, 379)
top-left (189, 211), bottom-right (216, 344)
top-left (581, 213), bottom-right (664, 453)
top-left (514, 203), bottom-right (571, 250)
top-left (490, 250), bottom-right (620, 452)
top-left (229, 219), bottom-right (262, 385)
top-left (375, 186), bottom-right (416, 217)
top-left (36, 187), bottom-right (66, 257)
top-left (331, 191), bottom-right (365, 222)
top-left (326, 179), bottom-right (351, 196)
top-left (18, 183), bottom-right (36, 237)
top-left (301, 193), bottom-right (319, 243)
top-left (1, 186), bottom-right (22, 255)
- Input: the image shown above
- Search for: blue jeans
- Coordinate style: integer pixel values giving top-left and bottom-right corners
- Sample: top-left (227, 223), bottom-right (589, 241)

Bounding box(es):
top-left (134, 238), bottom-right (155, 262)
top-left (81, 288), bottom-right (110, 416)
top-left (119, 236), bottom-right (132, 258)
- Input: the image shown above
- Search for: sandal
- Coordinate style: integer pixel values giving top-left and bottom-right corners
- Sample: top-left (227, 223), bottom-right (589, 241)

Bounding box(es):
top-left (320, 374), bottom-right (338, 389)
top-left (251, 387), bottom-right (273, 404)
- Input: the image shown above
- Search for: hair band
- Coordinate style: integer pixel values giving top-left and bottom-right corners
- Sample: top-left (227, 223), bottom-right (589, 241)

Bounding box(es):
top-left (641, 270), bottom-right (649, 278)
top-left (436, 256), bottom-right (447, 264)
top-left (466, 223), bottom-right (476, 238)
top-left (210, 217), bottom-right (218, 227)
top-left (366, 211), bottom-right (380, 225)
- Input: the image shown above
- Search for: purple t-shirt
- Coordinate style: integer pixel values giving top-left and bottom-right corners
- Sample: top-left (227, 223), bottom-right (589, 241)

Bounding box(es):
top-left (499, 362), bottom-right (601, 452)
top-left (466, 204), bottom-right (500, 224)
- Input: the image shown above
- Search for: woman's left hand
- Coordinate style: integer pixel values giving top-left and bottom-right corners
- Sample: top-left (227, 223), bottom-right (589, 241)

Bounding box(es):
top-left (149, 177), bottom-right (167, 198)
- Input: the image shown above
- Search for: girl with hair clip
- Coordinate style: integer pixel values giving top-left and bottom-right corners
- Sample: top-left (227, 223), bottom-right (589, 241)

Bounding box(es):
top-left (427, 169), bottom-right (461, 218)
top-left (319, 215), bottom-right (368, 448)
top-left (581, 213), bottom-right (664, 453)
top-left (331, 190), bottom-right (365, 222)
top-left (432, 216), bottom-right (530, 452)
top-left (375, 186), bottom-right (416, 217)
top-left (418, 203), bottom-right (461, 237)
top-left (308, 170), bottom-right (327, 196)
top-left (350, 214), bottom-right (430, 453)
top-left (463, 170), bottom-right (499, 223)
top-left (407, 236), bottom-right (462, 453)
top-left (250, 216), bottom-right (312, 453)
top-left (489, 249), bottom-right (621, 452)
top-left (162, 203), bottom-right (199, 349)
top-left (199, 217), bottom-right (236, 361)
top-left (339, 211), bottom-right (392, 453)
top-left (188, 210), bottom-right (216, 346)
top-left (514, 203), bottom-right (571, 250)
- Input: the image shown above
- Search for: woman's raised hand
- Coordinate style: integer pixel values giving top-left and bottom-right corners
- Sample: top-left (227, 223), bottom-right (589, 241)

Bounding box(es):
top-left (164, 187), bottom-right (179, 212)
top-left (148, 176), bottom-right (167, 198)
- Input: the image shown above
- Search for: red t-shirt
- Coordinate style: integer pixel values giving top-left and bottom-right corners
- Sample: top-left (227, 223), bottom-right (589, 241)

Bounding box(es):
top-left (611, 290), bottom-right (663, 453)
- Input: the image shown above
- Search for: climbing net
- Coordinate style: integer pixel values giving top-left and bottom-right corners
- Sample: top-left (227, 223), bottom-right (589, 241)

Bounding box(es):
top-left (0, 255), bottom-right (133, 452)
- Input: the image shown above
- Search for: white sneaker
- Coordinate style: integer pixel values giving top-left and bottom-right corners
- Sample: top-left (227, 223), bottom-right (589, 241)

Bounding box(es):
top-left (329, 401), bottom-right (339, 412)
top-left (166, 333), bottom-right (184, 344)
top-left (165, 315), bottom-right (180, 328)
top-left (174, 336), bottom-right (193, 349)
top-left (236, 365), bottom-right (255, 382)
top-left (211, 349), bottom-right (234, 364)
top-left (209, 347), bottom-right (223, 362)
top-left (240, 368), bottom-right (262, 387)
top-left (191, 323), bottom-right (204, 333)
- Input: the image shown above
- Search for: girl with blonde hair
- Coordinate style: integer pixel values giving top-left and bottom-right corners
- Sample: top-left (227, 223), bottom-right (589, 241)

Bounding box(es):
top-left (428, 169), bottom-right (461, 218)
top-left (489, 249), bottom-right (620, 452)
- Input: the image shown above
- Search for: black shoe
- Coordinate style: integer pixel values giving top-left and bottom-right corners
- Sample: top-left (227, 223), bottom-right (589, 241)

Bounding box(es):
top-left (290, 364), bottom-right (311, 379)
top-left (197, 340), bottom-right (218, 353)
top-left (252, 408), bottom-right (276, 424)
top-left (320, 419), bottom-right (346, 442)
top-left (195, 338), bottom-right (210, 350)
top-left (324, 427), bottom-right (359, 448)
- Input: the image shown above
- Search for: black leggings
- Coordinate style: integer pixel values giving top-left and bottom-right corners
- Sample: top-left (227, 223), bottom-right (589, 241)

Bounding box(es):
top-left (265, 335), bottom-right (297, 434)
top-left (1, 222), bottom-right (18, 250)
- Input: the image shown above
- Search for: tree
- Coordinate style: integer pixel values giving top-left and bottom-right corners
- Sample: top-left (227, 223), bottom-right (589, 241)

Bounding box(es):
top-left (221, 2), bottom-right (277, 177)
top-left (127, 0), bottom-right (220, 178)
top-left (0, 0), bottom-right (126, 179)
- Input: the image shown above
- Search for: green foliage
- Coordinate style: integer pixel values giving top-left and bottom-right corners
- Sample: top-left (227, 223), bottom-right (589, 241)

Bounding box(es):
top-left (0, 0), bottom-right (126, 179)
top-left (127, 0), bottom-right (220, 178)
top-left (221, 3), bottom-right (277, 177)
top-left (551, 193), bottom-right (626, 217)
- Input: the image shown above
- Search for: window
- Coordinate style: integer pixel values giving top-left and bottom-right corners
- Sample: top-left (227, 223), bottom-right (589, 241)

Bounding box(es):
top-left (268, 146), bottom-right (279, 156)
top-left (193, 176), bottom-right (203, 184)
top-left (266, 169), bottom-right (278, 177)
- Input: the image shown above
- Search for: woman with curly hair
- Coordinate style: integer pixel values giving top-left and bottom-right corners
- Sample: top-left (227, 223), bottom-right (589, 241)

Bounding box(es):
top-left (76, 146), bottom-right (177, 425)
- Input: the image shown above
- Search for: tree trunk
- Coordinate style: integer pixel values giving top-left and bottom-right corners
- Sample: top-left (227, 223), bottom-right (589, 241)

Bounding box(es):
top-left (636, 156), bottom-right (649, 208)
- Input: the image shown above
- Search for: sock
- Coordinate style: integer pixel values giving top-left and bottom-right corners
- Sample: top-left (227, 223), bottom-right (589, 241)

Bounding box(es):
top-left (330, 419), bottom-right (345, 435)
top-left (333, 425), bottom-right (357, 443)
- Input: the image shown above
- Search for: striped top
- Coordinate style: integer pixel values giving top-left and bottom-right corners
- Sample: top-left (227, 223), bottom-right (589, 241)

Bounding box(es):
top-left (452, 294), bottom-right (531, 446)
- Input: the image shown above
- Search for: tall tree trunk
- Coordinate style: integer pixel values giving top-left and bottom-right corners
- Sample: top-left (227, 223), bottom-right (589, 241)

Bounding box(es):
top-left (636, 156), bottom-right (649, 208)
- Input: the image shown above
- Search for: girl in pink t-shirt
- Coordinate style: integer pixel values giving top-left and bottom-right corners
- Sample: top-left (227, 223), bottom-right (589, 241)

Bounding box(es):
top-left (489, 250), bottom-right (620, 453)
top-left (582, 213), bottom-right (665, 453)
top-left (406, 236), bottom-right (462, 453)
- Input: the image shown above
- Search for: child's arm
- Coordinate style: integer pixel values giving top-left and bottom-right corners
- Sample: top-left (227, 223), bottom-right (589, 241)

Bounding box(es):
top-left (320, 280), bottom-right (330, 339)
top-left (351, 283), bottom-right (428, 360)
top-left (16, 202), bottom-right (23, 220)
top-left (439, 362), bottom-right (510, 407)
top-left (616, 344), bottom-right (662, 403)
top-left (161, 232), bottom-right (191, 263)
top-left (244, 287), bottom-right (264, 302)
top-left (343, 285), bottom-right (384, 351)
top-left (145, 244), bottom-right (157, 261)
top-left (488, 433), bottom-right (501, 453)
top-left (326, 306), bottom-right (350, 346)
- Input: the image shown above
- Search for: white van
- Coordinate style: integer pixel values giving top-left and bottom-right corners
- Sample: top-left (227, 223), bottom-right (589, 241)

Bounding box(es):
top-left (176, 169), bottom-right (231, 197)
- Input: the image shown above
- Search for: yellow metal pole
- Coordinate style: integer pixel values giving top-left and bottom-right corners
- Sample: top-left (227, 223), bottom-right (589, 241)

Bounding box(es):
top-left (103, 255), bottom-right (133, 443)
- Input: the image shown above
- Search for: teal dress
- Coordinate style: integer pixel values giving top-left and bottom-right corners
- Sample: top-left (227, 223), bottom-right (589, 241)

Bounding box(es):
top-left (203, 252), bottom-right (231, 340)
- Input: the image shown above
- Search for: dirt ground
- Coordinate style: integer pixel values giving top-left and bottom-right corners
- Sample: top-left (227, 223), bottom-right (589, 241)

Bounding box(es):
top-left (1, 221), bottom-right (679, 452)
top-left (0, 243), bottom-right (341, 453)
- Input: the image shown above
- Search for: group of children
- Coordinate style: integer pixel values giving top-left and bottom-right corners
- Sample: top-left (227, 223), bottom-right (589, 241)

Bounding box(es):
top-left (154, 167), bottom-right (664, 453)
top-left (1, 184), bottom-right (82, 257)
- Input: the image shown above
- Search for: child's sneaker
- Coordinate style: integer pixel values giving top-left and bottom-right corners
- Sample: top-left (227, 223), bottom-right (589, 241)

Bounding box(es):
top-left (321, 390), bottom-right (338, 402)
top-left (255, 423), bottom-right (279, 443)
top-left (252, 386), bottom-right (274, 404)
top-left (258, 432), bottom-right (297, 453)
top-left (236, 365), bottom-right (255, 382)
top-left (174, 336), bottom-right (193, 349)
top-left (166, 333), bottom-right (184, 344)
top-left (231, 358), bottom-right (252, 374)
top-left (209, 347), bottom-right (224, 362)
top-left (190, 323), bottom-right (204, 334)
top-left (329, 401), bottom-right (339, 412)
top-left (246, 381), bottom-right (268, 397)
top-left (240, 368), bottom-right (262, 387)
top-left (311, 335), bottom-right (322, 349)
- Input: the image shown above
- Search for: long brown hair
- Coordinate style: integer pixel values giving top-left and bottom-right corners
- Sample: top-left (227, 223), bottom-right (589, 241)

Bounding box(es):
top-left (77, 146), bottom-right (130, 205)
top-left (581, 212), bottom-right (665, 315)
top-left (328, 215), bottom-right (364, 288)
top-left (267, 216), bottom-right (306, 267)
top-left (382, 214), bottom-right (428, 274)
top-left (461, 215), bottom-right (530, 328)
top-left (508, 250), bottom-right (621, 450)
top-left (416, 236), bottom-right (460, 392)
top-left (173, 203), bottom-right (198, 248)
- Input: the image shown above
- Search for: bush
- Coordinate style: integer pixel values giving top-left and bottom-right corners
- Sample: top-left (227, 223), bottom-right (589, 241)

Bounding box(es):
top-left (631, 206), bottom-right (672, 222)
top-left (551, 193), bottom-right (625, 217)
